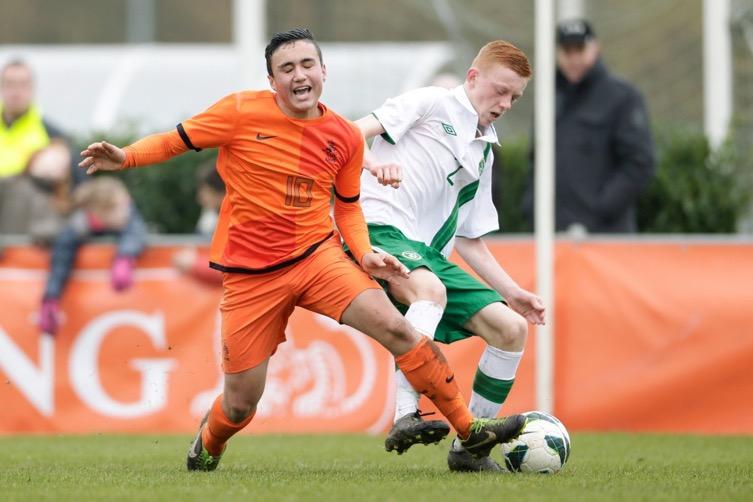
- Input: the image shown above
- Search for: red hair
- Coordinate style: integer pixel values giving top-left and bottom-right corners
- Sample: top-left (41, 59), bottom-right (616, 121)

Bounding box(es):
top-left (472, 40), bottom-right (532, 78)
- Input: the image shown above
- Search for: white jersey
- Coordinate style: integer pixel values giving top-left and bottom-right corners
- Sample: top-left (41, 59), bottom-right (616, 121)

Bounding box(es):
top-left (360, 85), bottom-right (500, 257)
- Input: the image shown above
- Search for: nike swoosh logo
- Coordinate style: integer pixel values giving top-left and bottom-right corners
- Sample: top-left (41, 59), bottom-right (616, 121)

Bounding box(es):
top-left (256, 133), bottom-right (276, 140)
top-left (470, 431), bottom-right (497, 449)
top-left (445, 374), bottom-right (455, 383)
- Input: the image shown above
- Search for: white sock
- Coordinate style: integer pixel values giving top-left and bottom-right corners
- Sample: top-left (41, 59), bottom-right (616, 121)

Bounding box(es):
top-left (394, 370), bottom-right (420, 420)
top-left (404, 300), bottom-right (443, 338)
top-left (469, 392), bottom-right (507, 420)
top-left (393, 300), bottom-right (444, 422)
top-left (469, 345), bottom-right (523, 419)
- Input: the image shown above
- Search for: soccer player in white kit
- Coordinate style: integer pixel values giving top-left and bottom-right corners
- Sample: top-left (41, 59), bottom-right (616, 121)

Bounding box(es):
top-left (355, 41), bottom-right (546, 472)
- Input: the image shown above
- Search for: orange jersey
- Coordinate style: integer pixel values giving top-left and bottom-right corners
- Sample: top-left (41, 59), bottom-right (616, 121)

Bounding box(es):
top-left (124, 90), bottom-right (372, 272)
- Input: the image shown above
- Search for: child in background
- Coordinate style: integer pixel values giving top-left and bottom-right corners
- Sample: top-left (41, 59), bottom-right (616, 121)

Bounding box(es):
top-left (38, 176), bottom-right (147, 335)
top-left (194, 162), bottom-right (225, 238)
top-left (0, 140), bottom-right (73, 244)
top-left (172, 162), bottom-right (225, 284)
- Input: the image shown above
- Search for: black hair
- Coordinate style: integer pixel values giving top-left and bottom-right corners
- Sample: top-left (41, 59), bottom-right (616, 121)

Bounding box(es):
top-left (264, 27), bottom-right (322, 76)
top-left (197, 161), bottom-right (225, 194)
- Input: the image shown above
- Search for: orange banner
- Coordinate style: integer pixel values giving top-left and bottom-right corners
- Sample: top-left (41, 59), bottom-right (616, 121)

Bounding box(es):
top-left (1, 240), bottom-right (752, 435)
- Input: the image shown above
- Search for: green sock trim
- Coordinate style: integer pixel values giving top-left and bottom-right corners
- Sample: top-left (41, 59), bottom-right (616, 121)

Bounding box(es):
top-left (472, 369), bottom-right (514, 404)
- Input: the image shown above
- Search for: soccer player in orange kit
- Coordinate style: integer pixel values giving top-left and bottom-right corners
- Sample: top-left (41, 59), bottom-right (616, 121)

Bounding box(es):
top-left (79, 28), bottom-right (525, 471)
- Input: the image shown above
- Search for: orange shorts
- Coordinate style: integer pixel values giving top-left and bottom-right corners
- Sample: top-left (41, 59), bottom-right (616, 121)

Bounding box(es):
top-left (219, 236), bottom-right (380, 373)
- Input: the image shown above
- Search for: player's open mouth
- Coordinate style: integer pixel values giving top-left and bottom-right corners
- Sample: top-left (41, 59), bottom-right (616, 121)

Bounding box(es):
top-left (293, 86), bottom-right (312, 97)
top-left (490, 111), bottom-right (501, 119)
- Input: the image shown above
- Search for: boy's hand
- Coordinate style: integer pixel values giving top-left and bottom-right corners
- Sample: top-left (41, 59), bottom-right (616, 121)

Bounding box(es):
top-left (365, 163), bottom-right (402, 189)
top-left (360, 252), bottom-right (409, 283)
top-left (507, 287), bottom-right (546, 325)
top-left (79, 141), bottom-right (126, 174)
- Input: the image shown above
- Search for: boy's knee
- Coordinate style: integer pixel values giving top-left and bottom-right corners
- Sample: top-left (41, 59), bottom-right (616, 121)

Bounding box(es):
top-left (392, 270), bottom-right (447, 307)
top-left (419, 278), bottom-right (447, 306)
top-left (488, 312), bottom-right (528, 349)
top-left (377, 313), bottom-right (419, 352)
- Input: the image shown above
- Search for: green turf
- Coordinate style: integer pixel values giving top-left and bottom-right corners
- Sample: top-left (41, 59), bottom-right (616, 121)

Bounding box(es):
top-left (1, 433), bottom-right (752, 501)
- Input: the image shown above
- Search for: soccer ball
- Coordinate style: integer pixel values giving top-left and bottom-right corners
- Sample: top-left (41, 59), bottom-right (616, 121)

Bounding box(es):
top-left (500, 411), bottom-right (571, 474)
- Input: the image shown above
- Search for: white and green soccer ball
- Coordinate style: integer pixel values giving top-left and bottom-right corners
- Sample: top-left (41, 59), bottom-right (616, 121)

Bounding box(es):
top-left (500, 411), bottom-right (571, 474)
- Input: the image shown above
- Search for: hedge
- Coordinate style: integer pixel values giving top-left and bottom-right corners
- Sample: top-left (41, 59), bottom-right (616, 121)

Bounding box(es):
top-left (493, 128), bottom-right (752, 233)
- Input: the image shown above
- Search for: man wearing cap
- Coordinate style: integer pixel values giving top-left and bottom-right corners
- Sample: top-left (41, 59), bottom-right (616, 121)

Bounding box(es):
top-left (524, 19), bottom-right (655, 233)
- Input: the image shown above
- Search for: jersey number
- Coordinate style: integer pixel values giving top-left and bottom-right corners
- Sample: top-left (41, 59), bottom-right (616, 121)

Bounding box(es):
top-left (285, 175), bottom-right (314, 207)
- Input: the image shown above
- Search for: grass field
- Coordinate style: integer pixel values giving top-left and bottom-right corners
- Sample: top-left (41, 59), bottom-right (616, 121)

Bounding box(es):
top-left (1, 433), bottom-right (752, 501)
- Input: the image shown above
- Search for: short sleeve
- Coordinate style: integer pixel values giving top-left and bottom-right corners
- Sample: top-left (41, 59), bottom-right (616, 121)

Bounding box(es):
top-left (371, 87), bottom-right (445, 145)
top-left (179, 93), bottom-right (242, 150)
top-left (457, 149), bottom-right (500, 238)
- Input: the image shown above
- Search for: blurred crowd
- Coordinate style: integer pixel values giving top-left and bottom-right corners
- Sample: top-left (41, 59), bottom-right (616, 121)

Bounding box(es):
top-left (0, 59), bottom-right (224, 336)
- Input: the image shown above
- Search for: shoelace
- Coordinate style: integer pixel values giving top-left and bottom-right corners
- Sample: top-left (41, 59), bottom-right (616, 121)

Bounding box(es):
top-left (469, 417), bottom-right (497, 434)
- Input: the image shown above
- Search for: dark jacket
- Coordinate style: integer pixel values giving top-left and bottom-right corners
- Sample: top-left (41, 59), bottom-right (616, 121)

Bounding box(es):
top-left (524, 59), bottom-right (655, 232)
top-left (0, 174), bottom-right (67, 241)
top-left (43, 203), bottom-right (147, 299)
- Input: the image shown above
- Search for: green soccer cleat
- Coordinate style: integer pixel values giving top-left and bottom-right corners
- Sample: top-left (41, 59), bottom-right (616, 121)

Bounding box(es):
top-left (384, 411), bottom-right (451, 455)
top-left (447, 441), bottom-right (504, 472)
top-left (459, 415), bottom-right (526, 460)
top-left (186, 413), bottom-right (224, 471)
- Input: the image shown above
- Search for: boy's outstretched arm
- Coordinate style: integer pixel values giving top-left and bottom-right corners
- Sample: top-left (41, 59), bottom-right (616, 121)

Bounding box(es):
top-left (455, 236), bottom-right (546, 325)
top-left (79, 130), bottom-right (189, 174)
top-left (355, 115), bottom-right (402, 189)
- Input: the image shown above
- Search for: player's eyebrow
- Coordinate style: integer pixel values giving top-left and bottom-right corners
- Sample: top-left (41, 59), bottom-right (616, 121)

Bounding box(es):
top-left (277, 57), bottom-right (317, 71)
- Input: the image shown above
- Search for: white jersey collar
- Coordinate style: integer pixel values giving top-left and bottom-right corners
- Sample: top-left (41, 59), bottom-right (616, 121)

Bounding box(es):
top-left (451, 85), bottom-right (500, 145)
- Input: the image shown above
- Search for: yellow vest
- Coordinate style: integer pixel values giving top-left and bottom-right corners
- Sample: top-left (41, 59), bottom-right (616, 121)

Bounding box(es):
top-left (0, 104), bottom-right (51, 178)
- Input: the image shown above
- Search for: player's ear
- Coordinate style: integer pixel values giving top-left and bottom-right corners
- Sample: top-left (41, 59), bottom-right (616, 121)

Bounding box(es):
top-left (267, 73), bottom-right (277, 91)
top-left (466, 67), bottom-right (479, 88)
top-left (321, 63), bottom-right (327, 82)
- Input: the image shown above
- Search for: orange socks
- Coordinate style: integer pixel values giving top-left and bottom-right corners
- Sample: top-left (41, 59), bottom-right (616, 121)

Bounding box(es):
top-left (199, 339), bottom-right (472, 454)
top-left (395, 338), bottom-right (473, 439)
top-left (201, 394), bottom-right (255, 456)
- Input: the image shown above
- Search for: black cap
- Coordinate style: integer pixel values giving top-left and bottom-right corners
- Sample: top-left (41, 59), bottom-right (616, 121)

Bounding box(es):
top-left (556, 19), bottom-right (595, 46)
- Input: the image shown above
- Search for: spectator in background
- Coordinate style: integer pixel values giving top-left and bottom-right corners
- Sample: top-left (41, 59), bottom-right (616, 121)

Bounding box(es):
top-left (1, 59), bottom-right (67, 178)
top-left (523, 19), bottom-right (655, 233)
top-left (39, 176), bottom-right (147, 335)
top-left (0, 140), bottom-right (72, 243)
top-left (172, 161), bottom-right (225, 284)
top-left (194, 161), bottom-right (226, 239)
